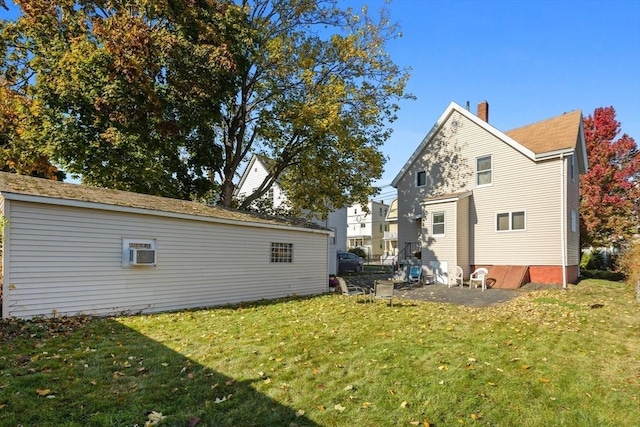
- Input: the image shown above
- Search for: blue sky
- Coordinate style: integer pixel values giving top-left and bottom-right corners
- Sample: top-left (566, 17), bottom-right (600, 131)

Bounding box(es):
top-left (2, 0), bottom-right (639, 199)
top-left (366, 0), bottom-right (640, 199)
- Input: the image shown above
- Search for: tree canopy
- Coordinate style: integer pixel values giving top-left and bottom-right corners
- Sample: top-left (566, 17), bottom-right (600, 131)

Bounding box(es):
top-left (1, 0), bottom-right (411, 217)
top-left (580, 106), bottom-right (640, 247)
top-left (1, 0), bottom-right (246, 198)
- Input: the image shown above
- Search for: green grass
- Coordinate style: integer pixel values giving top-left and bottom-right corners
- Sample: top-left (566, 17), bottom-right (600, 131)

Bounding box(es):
top-left (1, 279), bottom-right (639, 426)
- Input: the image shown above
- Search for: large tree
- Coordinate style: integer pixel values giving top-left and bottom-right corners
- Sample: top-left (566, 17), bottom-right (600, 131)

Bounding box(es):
top-left (1, 0), bottom-right (409, 213)
top-left (580, 106), bottom-right (640, 247)
top-left (0, 79), bottom-right (64, 179)
top-left (1, 0), bottom-right (246, 197)
top-left (217, 0), bottom-right (410, 218)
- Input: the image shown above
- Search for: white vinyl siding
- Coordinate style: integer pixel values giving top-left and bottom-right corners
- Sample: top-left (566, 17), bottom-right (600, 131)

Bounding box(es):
top-left (3, 200), bottom-right (327, 319)
top-left (422, 202), bottom-right (457, 274)
top-left (566, 153), bottom-right (581, 265)
top-left (396, 110), bottom-right (570, 267)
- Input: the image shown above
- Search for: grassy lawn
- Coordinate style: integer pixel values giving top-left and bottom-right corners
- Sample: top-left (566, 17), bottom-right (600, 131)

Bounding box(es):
top-left (1, 279), bottom-right (639, 426)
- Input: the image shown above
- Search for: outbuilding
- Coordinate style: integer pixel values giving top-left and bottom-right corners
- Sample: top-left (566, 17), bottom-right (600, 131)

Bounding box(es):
top-left (0, 172), bottom-right (330, 319)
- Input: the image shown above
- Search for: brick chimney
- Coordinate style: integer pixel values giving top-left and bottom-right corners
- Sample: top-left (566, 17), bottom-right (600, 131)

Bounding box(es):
top-left (477, 101), bottom-right (489, 122)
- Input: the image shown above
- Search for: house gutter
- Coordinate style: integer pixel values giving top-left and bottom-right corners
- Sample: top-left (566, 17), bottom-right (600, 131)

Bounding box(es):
top-left (560, 154), bottom-right (568, 289)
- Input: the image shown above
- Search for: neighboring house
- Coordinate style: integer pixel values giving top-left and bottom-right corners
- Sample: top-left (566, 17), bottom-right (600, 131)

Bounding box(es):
top-left (392, 101), bottom-right (588, 288)
top-left (347, 201), bottom-right (389, 260)
top-left (235, 155), bottom-right (347, 275)
top-left (0, 172), bottom-right (330, 319)
top-left (381, 198), bottom-right (398, 264)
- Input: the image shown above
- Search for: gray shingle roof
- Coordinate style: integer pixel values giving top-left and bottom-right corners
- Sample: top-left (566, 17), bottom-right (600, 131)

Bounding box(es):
top-left (0, 172), bottom-right (326, 231)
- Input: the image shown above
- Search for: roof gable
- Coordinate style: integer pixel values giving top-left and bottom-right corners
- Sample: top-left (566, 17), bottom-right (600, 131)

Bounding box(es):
top-left (391, 102), bottom-right (587, 187)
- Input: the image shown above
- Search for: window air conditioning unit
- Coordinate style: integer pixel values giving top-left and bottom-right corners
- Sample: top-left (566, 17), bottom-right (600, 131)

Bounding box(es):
top-left (129, 248), bottom-right (156, 266)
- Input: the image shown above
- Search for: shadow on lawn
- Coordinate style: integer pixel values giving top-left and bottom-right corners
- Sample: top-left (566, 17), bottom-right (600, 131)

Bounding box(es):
top-left (1, 317), bottom-right (319, 427)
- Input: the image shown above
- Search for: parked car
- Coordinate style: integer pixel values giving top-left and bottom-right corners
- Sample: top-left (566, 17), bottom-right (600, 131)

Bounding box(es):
top-left (338, 252), bottom-right (364, 274)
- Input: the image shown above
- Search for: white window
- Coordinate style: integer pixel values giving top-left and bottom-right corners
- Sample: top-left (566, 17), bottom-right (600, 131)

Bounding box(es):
top-left (496, 211), bottom-right (525, 231)
top-left (476, 155), bottom-right (492, 186)
top-left (432, 212), bottom-right (445, 236)
top-left (270, 242), bottom-right (293, 263)
top-left (416, 170), bottom-right (427, 187)
top-left (571, 210), bottom-right (577, 233)
top-left (361, 223), bottom-right (366, 228)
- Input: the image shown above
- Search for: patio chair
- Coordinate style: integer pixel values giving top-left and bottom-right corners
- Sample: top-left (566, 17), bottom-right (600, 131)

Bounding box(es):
top-left (408, 265), bottom-right (422, 284)
top-left (373, 280), bottom-right (395, 307)
top-left (449, 265), bottom-right (464, 288)
top-left (469, 267), bottom-right (489, 291)
top-left (336, 277), bottom-right (370, 302)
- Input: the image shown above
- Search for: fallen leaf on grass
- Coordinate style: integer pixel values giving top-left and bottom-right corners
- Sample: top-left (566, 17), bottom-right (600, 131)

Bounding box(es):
top-left (343, 385), bottom-right (354, 391)
top-left (144, 411), bottom-right (166, 427)
top-left (470, 413), bottom-right (482, 420)
top-left (334, 404), bottom-right (346, 412)
top-left (400, 401), bottom-right (408, 408)
top-left (316, 405), bottom-right (326, 411)
top-left (215, 394), bottom-right (232, 404)
top-left (361, 402), bottom-right (371, 409)
top-left (36, 388), bottom-right (51, 396)
top-left (295, 409), bottom-right (305, 417)
top-left (0, 404), bottom-right (6, 410)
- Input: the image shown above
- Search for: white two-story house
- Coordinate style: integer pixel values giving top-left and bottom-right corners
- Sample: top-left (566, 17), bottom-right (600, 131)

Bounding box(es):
top-left (346, 201), bottom-right (389, 260)
top-left (392, 101), bottom-right (588, 288)
top-left (236, 155), bottom-right (347, 275)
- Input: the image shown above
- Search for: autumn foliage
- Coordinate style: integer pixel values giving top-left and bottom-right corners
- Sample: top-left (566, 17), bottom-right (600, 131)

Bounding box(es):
top-left (580, 106), bottom-right (640, 248)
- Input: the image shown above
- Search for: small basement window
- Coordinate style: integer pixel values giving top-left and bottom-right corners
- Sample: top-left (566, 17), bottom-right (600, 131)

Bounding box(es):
top-left (271, 242), bottom-right (293, 263)
top-left (123, 238), bottom-right (157, 267)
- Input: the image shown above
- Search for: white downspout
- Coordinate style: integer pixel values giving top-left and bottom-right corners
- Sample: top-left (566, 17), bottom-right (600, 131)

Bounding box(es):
top-left (560, 154), bottom-right (567, 289)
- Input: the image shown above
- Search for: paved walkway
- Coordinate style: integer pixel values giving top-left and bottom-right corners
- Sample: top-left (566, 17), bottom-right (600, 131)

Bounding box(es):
top-left (344, 273), bottom-right (556, 307)
top-left (394, 283), bottom-right (527, 307)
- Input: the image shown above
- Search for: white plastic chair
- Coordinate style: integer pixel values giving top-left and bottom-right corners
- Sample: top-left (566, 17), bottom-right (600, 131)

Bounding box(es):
top-left (469, 268), bottom-right (489, 291)
top-left (449, 266), bottom-right (464, 288)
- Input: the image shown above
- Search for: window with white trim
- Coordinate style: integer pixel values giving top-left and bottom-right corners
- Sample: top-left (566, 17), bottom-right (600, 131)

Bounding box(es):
top-left (571, 210), bottom-right (577, 233)
top-left (432, 212), bottom-right (445, 236)
top-left (270, 242), bottom-right (293, 263)
top-left (496, 211), bottom-right (525, 231)
top-left (416, 170), bottom-right (427, 188)
top-left (476, 155), bottom-right (492, 186)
